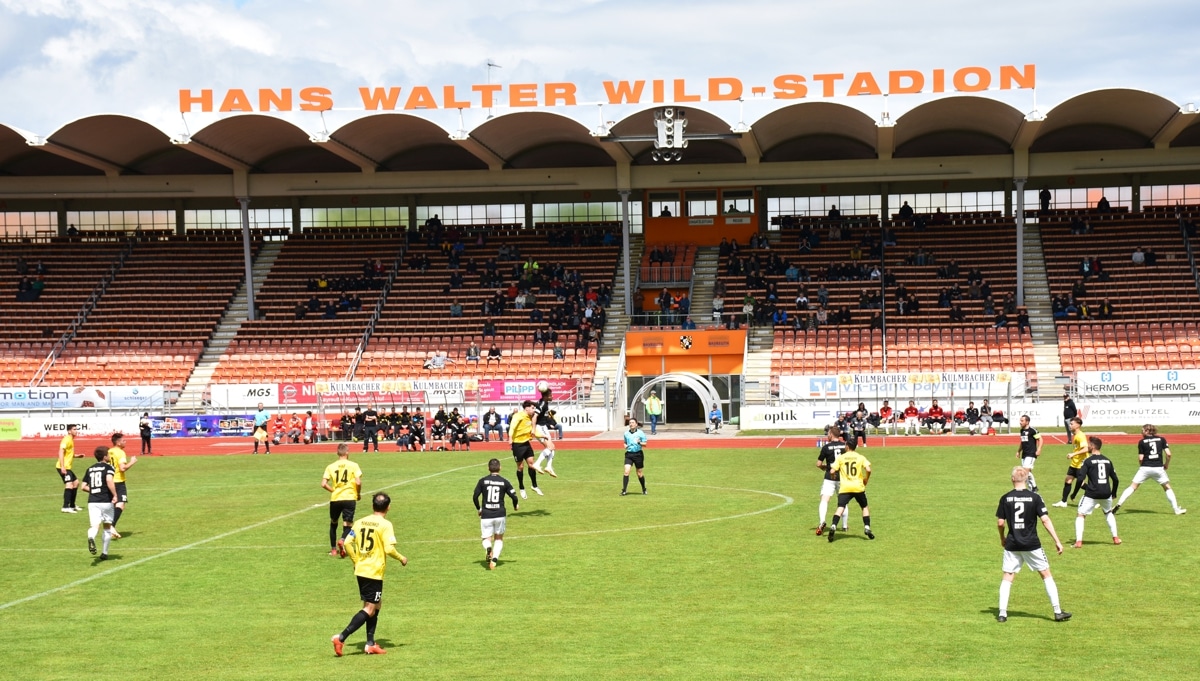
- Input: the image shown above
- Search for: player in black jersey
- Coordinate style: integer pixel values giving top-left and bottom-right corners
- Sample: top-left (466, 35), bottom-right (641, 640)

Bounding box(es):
top-left (80, 446), bottom-right (118, 560)
top-left (995, 466), bottom-right (1070, 622)
top-left (530, 385), bottom-right (557, 477)
top-left (1114, 424), bottom-right (1186, 515)
top-left (1015, 415), bottom-right (1042, 492)
top-left (473, 458), bottom-right (520, 570)
top-left (448, 415), bottom-right (471, 451)
top-left (815, 426), bottom-right (849, 536)
top-left (1073, 436), bottom-right (1121, 548)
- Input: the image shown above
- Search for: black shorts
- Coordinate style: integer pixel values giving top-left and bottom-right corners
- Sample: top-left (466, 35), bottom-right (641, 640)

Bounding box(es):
top-left (837, 491), bottom-right (869, 508)
top-left (512, 441), bottom-right (535, 463)
top-left (114, 482), bottom-right (128, 503)
top-left (58, 469), bottom-right (77, 484)
top-left (624, 452), bottom-right (645, 469)
top-left (356, 575), bottom-right (383, 604)
top-left (1066, 465), bottom-right (1082, 478)
top-left (330, 500), bottom-right (356, 524)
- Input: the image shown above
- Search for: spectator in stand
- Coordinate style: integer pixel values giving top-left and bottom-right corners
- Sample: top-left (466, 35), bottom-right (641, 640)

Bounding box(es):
top-left (681, 316), bottom-right (697, 330)
top-left (323, 300), bottom-right (338, 319)
top-left (553, 343), bottom-right (566, 360)
top-left (1071, 279), bottom-right (1088, 299)
top-left (1040, 186), bottom-right (1052, 212)
top-left (817, 284), bottom-right (830, 308)
top-left (1097, 195), bottom-right (1111, 212)
top-left (983, 296), bottom-right (996, 316)
top-left (1017, 307), bottom-right (1031, 334)
top-left (1097, 299), bottom-right (1114, 319)
top-left (449, 300), bottom-right (463, 317)
top-left (1076, 300), bottom-right (1091, 320)
top-left (898, 201), bottom-right (914, 220)
top-left (1132, 246), bottom-right (1145, 265)
top-left (481, 407), bottom-right (504, 441)
top-left (533, 328), bottom-right (549, 347)
top-left (814, 305), bottom-right (829, 328)
top-left (828, 205), bottom-right (841, 220)
top-left (1144, 247), bottom-right (1158, 265)
top-left (465, 341), bottom-right (481, 363)
top-left (294, 301), bottom-right (307, 320)
top-left (869, 312), bottom-right (883, 331)
top-left (486, 343), bottom-right (502, 365)
top-left (949, 304), bottom-right (966, 322)
top-left (482, 319), bottom-right (497, 338)
top-left (994, 311), bottom-right (1010, 328)
top-left (423, 351), bottom-right (453, 370)
top-left (772, 307), bottom-right (788, 326)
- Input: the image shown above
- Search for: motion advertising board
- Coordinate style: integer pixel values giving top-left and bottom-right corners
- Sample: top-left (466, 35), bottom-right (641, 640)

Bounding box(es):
top-left (0, 386), bottom-right (163, 411)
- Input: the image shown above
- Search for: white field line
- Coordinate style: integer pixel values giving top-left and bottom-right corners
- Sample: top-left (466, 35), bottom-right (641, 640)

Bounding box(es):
top-left (0, 463), bottom-right (482, 612)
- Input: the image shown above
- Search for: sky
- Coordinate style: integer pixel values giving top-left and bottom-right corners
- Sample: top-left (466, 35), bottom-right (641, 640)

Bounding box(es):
top-left (2, 0), bottom-right (1200, 139)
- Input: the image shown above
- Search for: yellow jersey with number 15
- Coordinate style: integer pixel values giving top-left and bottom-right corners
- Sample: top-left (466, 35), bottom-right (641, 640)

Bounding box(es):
top-left (347, 514), bottom-right (403, 580)
top-left (1069, 431), bottom-right (1088, 469)
top-left (323, 460), bottom-right (362, 502)
top-left (832, 452), bottom-right (872, 494)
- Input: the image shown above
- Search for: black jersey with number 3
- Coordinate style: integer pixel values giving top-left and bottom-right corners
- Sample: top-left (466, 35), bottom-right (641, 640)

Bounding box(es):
top-left (818, 441), bottom-right (847, 481)
top-left (1138, 435), bottom-right (1168, 468)
top-left (1080, 454), bottom-right (1119, 499)
top-left (473, 474), bottom-right (518, 519)
top-left (84, 463), bottom-right (116, 504)
top-left (996, 489), bottom-right (1047, 551)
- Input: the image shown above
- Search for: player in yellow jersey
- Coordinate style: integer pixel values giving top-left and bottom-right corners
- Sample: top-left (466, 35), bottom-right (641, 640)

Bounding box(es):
top-left (107, 432), bottom-right (137, 539)
top-left (322, 443), bottom-right (362, 558)
top-left (508, 400), bottom-right (542, 499)
top-left (827, 438), bottom-right (875, 542)
top-left (56, 424), bottom-right (82, 513)
top-left (1054, 417), bottom-right (1087, 507)
top-left (332, 492), bottom-right (407, 657)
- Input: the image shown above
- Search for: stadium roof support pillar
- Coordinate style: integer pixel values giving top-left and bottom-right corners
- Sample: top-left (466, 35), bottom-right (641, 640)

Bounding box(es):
top-left (291, 197), bottom-right (301, 233)
top-left (239, 197), bottom-right (256, 322)
top-left (174, 199), bottom-right (185, 236)
top-left (524, 193), bottom-right (533, 229)
top-left (879, 183), bottom-right (890, 223)
top-left (56, 202), bottom-right (67, 237)
top-left (1131, 175), bottom-right (1141, 212)
top-left (620, 189), bottom-right (632, 316)
top-left (876, 126), bottom-right (894, 160)
top-left (1014, 178), bottom-right (1026, 307)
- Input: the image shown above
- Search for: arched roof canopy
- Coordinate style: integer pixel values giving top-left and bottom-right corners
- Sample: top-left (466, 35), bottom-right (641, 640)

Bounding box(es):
top-left (471, 112), bottom-right (612, 168)
top-left (190, 115), bottom-right (358, 172)
top-left (1031, 88), bottom-right (1178, 153)
top-left (752, 103), bottom-right (877, 162)
top-left (1170, 114), bottom-right (1200, 148)
top-left (330, 114), bottom-right (485, 171)
top-left (44, 114), bottom-right (226, 175)
top-left (0, 123), bottom-right (104, 176)
top-left (610, 107), bottom-right (743, 165)
top-left (894, 97), bottom-right (1023, 157)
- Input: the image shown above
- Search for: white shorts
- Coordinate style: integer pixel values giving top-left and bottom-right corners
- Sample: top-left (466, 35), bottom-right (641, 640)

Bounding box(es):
top-left (820, 479), bottom-right (840, 497)
top-left (533, 425), bottom-right (551, 441)
top-left (1077, 496), bottom-right (1113, 516)
top-left (480, 516), bottom-right (507, 538)
top-left (1021, 456), bottom-right (1037, 470)
top-left (1132, 466), bottom-right (1170, 485)
top-left (88, 502), bottom-right (114, 527)
top-left (1002, 548), bottom-right (1049, 573)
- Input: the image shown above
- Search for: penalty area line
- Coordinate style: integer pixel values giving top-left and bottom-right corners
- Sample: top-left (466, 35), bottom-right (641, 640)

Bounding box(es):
top-left (0, 463), bottom-right (481, 613)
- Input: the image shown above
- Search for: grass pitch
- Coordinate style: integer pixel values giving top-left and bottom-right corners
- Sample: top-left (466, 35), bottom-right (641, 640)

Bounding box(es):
top-left (1, 441), bottom-right (1196, 680)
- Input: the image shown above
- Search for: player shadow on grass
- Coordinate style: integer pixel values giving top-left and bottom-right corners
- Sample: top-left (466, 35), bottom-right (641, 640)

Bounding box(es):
top-left (512, 509), bottom-right (551, 517)
top-left (92, 554), bottom-right (121, 566)
top-left (480, 559), bottom-right (514, 570)
top-left (350, 639), bottom-right (405, 654)
top-left (981, 607), bottom-right (1053, 622)
top-left (827, 534), bottom-right (871, 542)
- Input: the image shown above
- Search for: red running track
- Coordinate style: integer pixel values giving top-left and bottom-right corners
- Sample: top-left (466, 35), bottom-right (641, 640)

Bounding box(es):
top-left (4, 431), bottom-right (1200, 460)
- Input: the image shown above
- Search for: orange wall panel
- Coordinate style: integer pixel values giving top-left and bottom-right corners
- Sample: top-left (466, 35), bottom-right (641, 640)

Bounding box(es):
top-left (644, 216), bottom-right (757, 246)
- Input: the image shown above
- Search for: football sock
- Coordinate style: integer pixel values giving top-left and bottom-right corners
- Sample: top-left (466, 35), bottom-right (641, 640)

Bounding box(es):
top-left (998, 580), bottom-right (1012, 615)
top-left (1026, 471), bottom-right (1037, 490)
top-left (253, 442), bottom-right (259, 453)
top-left (102, 528), bottom-right (112, 554)
top-left (1061, 483), bottom-right (1072, 503)
top-left (818, 499), bottom-right (829, 524)
top-left (544, 449), bottom-right (555, 464)
top-left (1165, 489), bottom-right (1181, 511)
top-left (482, 538), bottom-right (493, 553)
top-left (70, 487), bottom-right (79, 506)
top-left (528, 468), bottom-right (538, 487)
top-left (832, 514), bottom-right (842, 527)
top-left (492, 539), bottom-right (503, 560)
top-left (622, 475), bottom-right (629, 493)
top-left (365, 613), bottom-right (378, 646)
top-left (1104, 510), bottom-right (1119, 537)
top-left (638, 475), bottom-right (646, 491)
top-left (63, 489), bottom-right (72, 509)
top-left (87, 525), bottom-right (98, 539)
top-left (1043, 576), bottom-right (1061, 613)
top-left (1117, 486), bottom-right (1134, 506)
top-left (1074, 516), bottom-right (1085, 543)
top-left (341, 610), bottom-right (369, 640)
top-left (342, 525), bottom-right (354, 541)
top-left (863, 515), bottom-right (871, 531)
top-left (1070, 476), bottom-right (1084, 500)
top-left (113, 507), bottom-right (123, 527)
top-left (516, 469), bottom-right (525, 489)
top-left (329, 523), bottom-right (338, 549)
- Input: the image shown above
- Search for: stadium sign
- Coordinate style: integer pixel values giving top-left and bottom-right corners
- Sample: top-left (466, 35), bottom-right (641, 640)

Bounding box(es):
top-left (476, 379), bottom-right (579, 402)
top-left (178, 64), bottom-right (1035, 113)
top-left (1076, 370), bottom-right (1200, 396)
top-left (0, 386), bottom-right (163, 411)
top-left (780, 372), bottom-right (1022, 400)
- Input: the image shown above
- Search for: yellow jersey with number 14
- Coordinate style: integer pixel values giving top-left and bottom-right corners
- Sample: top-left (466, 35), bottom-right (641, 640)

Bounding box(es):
top-left (832, 452), bottom-right (872, 494)
top-left (1069, 431), bottom-right (1088, 469)
top-left (347, 514), bottom-right (403, 580)
top-left (323, 460), bottom-right (362, 502)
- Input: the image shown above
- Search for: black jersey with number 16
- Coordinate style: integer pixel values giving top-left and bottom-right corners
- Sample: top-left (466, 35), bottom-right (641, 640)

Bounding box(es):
top-left (473, 475), bottom-right (518, 519)
top-left (817, 441), bottom-right (847, 481)
top-left (84, 462), bottom-right (116, 504)
top-left (996, 490), bottom-right (1048, 551)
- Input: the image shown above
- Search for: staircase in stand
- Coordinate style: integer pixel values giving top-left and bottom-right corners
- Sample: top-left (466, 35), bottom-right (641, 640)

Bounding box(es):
top-left (688, 246), bottom-right (720, 327)
top-left (176, 241), bottom-right (282, 412)
top-left (586, 234), bottom-right (643, 408)
top-left (742, 326), bottom-right (776, 405)
top-left (1021, 223), bottom-right (1065, 400)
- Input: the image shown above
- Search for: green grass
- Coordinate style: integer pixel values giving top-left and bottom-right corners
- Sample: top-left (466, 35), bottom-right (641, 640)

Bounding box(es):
top-left (1, 444), bottom-right (1197, 680)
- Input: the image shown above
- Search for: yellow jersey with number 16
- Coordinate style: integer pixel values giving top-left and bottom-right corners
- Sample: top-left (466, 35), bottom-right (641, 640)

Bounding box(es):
top-left (832, 452), bottom-right (872, 494)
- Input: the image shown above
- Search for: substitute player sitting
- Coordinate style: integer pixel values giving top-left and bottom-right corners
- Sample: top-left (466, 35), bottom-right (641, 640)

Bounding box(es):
top-left (827, 438), bottom-right (874, 542)
top-left (995, 466), bottom-right (1070, 623)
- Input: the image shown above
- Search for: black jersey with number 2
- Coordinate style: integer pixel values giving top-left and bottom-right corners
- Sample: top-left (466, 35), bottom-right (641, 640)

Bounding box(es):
top-left (996, 489), bottom-right (1048, 551)
top-left (473, 475), bottom-right (518, 519)
top-left (84, 463), bottom-right (116, 504)
top-left (1081, 454), bottom-right (1119, 500)
top-left (1138, 435), bottom-right (1168, 468)
top-left (818, 441), bottom-right (848, 481)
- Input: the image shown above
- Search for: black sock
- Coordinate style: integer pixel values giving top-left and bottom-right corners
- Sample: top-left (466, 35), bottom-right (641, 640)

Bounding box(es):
top-left (517, 469), bottom-right (525, 489)
top-left (1061, 483), bottom-right (1072, 503)
top-left (832, 514), bottom-right (841, 527)
top-left (69, 487), bottom-right (78, 507)
top-left (365, 613), bottom-right (378, 646)
top-left (342, 525), bottom-right (354, 541)
top-left (639, 475), bottom-right (646, 491)
top-left (528, 468), bottom-right (538, 487)
top-left (63, 488), bottom-right (72, 509)
top-left (863, 515), bottom-right (871, 530)
top-left (1070, 476), bottom-right (1084, 499)
top-left (340, 610), bottom-right (369, 641)
top-left (330, 523), bottom-right (339, 549)
top-left (622, 475), bottom-right (629, 492)
top-left (113, 507), bottom-right (123, 527)
top-left (253, 442), bottom-right (259, 453)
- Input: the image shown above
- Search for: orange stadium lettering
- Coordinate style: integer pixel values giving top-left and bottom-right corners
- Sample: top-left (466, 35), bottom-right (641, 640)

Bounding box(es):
top-left (177, 65), bottom-right (1034, 113)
